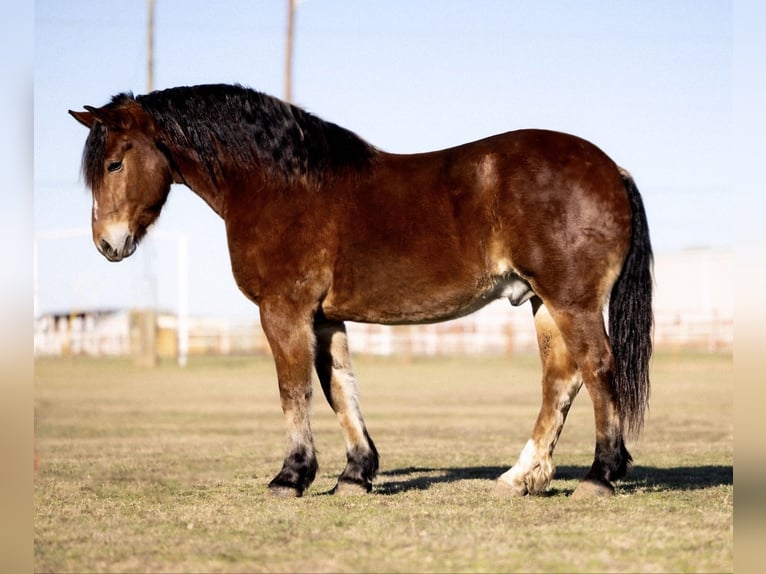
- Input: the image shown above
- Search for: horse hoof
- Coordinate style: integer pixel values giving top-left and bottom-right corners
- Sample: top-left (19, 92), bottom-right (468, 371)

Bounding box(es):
top-left (267, 484), bottom-right (303, 498)
top-left (571, 478), bottom-right (614, 499)
top-left (332, 480), bottom-right (371, 495)
top-left (492, 479), bottom-right (527, 497)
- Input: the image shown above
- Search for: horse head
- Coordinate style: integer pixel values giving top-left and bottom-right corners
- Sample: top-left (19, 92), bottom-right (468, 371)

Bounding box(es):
top-left (69, 99), bottom-right (172, 262)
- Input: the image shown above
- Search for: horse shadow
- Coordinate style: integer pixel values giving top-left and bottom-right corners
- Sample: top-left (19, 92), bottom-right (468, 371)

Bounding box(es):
top-left (374, 464), bottom-right (733, 496)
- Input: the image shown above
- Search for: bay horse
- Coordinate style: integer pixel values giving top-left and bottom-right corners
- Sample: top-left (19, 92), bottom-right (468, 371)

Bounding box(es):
top-left (69, 84), bottom-right (652, 499)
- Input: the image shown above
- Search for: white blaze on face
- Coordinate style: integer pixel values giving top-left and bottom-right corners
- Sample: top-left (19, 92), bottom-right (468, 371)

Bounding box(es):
top-left (95, 220), bottom-right (135, 261)
top-left (92, 198), bottom-right (99, 221)
top-left (102, 221), bottom-right (131, 247)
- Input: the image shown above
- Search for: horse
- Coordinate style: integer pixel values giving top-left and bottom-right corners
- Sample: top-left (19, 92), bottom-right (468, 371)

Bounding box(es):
top-left (69, 84), bottom-right (652, 499)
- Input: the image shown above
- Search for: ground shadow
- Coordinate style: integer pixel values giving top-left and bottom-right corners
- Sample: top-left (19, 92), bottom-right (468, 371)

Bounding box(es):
top-left (375, 464), bottom-right (732, 496)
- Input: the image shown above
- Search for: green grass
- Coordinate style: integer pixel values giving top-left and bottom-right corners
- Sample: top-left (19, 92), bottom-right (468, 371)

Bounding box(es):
top-left (34, 352), bottom-right (732, 573)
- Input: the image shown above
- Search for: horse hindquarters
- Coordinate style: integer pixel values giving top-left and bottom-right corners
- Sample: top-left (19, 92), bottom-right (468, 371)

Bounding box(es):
top-left (494, 167), bottom-right (651, 498)
top-left (499, 298), bottom-right (630, 498)
top-left (567, 172), bottom-right (652, 497)
top-left (566, 171), bottom-right (653, 497)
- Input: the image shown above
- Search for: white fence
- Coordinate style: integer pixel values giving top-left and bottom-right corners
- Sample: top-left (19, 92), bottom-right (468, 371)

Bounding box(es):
top-left (34, 311), bottom-right (131, 357)
top-left (34, 249), bottom-right (733, 359)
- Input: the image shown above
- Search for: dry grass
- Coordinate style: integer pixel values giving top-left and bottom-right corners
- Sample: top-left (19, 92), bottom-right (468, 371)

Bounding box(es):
top-left (34, 351), bottom-right (732, 573)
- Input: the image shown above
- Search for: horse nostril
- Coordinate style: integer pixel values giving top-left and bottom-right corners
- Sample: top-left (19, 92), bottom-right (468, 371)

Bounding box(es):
top-left (99, 238), bottom-right (113, 256)
top-left (123, 235), bottom-right (136, 257)
top-left (98, 237), bottom-right (124, 261)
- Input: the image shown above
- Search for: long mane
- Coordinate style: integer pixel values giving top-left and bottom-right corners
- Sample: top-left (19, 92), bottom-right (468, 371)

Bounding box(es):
top-left (81, 84), bottom-right (378, 189)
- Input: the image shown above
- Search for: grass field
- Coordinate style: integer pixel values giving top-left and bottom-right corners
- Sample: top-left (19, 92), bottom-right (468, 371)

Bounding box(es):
top-left (34, 351), bottom-right (732, 573)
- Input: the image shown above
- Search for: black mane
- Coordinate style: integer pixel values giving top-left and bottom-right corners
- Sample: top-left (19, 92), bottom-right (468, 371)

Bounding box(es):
top-left (81, 84), bottom-right (377, 189)
top-left (139, 84), bottom-right (377, 184)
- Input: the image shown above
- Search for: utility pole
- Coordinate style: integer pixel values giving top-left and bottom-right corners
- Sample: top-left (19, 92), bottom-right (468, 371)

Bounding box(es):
top-left (141, 0), bottom-right (158, 367)
top-left (147, 0), bottom-right (155, 92)
top-left (284, 0), bottom-right (295, 102)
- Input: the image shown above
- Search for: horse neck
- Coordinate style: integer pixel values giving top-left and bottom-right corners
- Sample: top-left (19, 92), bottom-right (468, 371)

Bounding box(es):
top-left (163, 142), bottom-right (227, 217)
top-left (157, 119), bottom-right (375, 219)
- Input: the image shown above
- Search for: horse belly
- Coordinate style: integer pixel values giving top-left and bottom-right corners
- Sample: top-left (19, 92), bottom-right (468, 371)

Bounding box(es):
top-left (321, 258), bottom-right (531, 325)
top-left (322, 284), bottom-right (488, 325)
top-left (318, 254), bottom-right (460, 323)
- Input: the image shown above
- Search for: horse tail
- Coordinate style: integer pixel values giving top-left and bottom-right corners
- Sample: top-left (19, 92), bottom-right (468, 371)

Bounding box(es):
top-left (609, 169), bottom-right (654, 438)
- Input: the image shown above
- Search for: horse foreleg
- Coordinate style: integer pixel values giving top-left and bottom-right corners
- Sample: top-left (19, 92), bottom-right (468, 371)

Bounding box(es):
top-left (260, 301), bottom-right (318, 497)
top-left (314, 314), bottom-right (379, 494)
top-left (495, 299), bottom-right (583, 496)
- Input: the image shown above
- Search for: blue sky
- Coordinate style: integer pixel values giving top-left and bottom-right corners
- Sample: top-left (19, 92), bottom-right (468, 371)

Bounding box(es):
top-left (35, 1), bottom-right (732, 318)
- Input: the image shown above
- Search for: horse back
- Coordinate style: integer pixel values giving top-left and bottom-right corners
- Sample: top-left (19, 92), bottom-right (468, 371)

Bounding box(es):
top-left (321, 129), bottom-right (632, 322)
top-left (224, 129), bottom-right (632, 322)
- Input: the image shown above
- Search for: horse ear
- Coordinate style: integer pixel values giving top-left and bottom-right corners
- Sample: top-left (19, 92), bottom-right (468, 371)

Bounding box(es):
top-left (83, 105), bottom-right (134, 131)
top-left (70, 101), bottom-right (151, 133)
top-left (69, 105), bottom-right (135, 131)
top-left (68, 109), bottom-right (97, 128)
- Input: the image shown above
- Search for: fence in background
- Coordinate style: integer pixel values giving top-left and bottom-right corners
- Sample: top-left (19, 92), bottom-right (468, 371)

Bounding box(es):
top-left (34, 249), bottom-right (733, 360)
top-left (34, 302), bottom-right (732, 361)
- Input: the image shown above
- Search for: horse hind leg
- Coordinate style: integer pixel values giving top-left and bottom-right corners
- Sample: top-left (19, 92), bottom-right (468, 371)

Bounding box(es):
top-left (314, 313), bottom-right (379, 494)
top-left (495, 297), bottom-right (583, 496)
top-left (549, 305), bottom-right (632, 498)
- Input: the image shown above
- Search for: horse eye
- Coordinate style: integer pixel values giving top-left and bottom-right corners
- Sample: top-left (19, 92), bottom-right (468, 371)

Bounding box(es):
top-left (107, 160), bottom-right (123, 173)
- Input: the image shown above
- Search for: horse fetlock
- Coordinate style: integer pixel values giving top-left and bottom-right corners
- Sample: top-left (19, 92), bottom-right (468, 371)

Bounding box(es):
top-left (610, 440), bottom-right (633, 481)
top-left (592, 439), bottom-right (632, 482)
top-left (524, 460), bottom-right (554, 495)
top-left (268, 449), bottom-right (318, 496)
top-left (496, 439), bottom-right (555, 497)
top-left (494, 457), bottom-right (554, 497)
top-left (332, 445), bottom-right (378, 494)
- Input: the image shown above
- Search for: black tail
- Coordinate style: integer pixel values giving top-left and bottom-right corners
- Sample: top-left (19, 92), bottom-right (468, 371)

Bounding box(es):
top-left (609, 170), bottom-right (653, 438)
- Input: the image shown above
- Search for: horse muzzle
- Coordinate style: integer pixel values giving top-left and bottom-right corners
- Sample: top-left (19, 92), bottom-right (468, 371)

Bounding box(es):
top-left (95, 224), bottom-right (137, 262)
